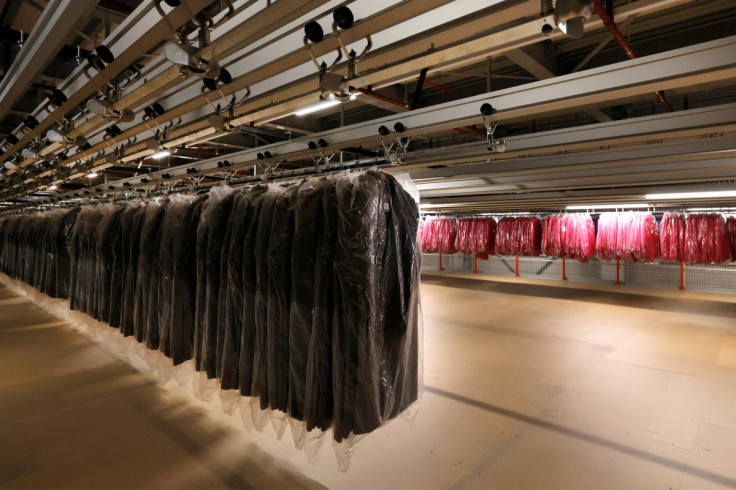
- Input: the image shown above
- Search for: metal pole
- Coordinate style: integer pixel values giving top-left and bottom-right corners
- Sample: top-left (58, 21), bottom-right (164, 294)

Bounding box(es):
top-left (680, 263), bottom-right (685, 290)
top-left (515, 255), bottom-right (519, 277)
top-left (562, 257), bottom-right (567, 280)
top-left (439, 252), bottom-right (443, 271)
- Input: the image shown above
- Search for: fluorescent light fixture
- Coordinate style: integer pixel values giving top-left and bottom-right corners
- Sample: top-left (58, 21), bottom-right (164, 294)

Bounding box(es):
top-left (86, 172), bottom-right (98, 178)
top-left (566, 203), bottom-right (649, 210)
top-left (295, 99), bottom-right (341, 116)
top-left (686, 207), bottom-right (736, 212)
top-left (151, 150), bottom-right (171, 159)
top-left (645, 190), bottom-right (736, 200)
top-left (48, 185), bottom-right (59, 190)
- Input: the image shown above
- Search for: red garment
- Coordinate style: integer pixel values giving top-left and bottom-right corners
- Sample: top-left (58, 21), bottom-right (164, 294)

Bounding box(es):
top-left (727, 216), bottom-right (736, 260)
top-left (495, 216), bottom-right (542, 256)
top-left (420, 218), bottom-right (458, 254)
top-left (659, 213), bottom-right (686, 263)
top-left (472, 218), bottom-right (497, 259)
top-left (684, 213), bottom-right (732, 265)
top-left (455, 219), bottom-right (475, 255)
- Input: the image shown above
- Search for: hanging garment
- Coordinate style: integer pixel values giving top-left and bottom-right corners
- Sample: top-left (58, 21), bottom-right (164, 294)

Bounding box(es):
top-left (727, 216), bottom-right (736, 261)
top-left (194, 186), bottom-right (236, 378)
top-left (239, 186), bottom-right (267, 397)
top-left (684, 213), bottom-right (732, 265)
top-left (303, 179), bottom-right (338, 432)
top-left (158, 194), bottom-right (197, 365)
top-left (109, 203), bottom-right (140, 328)
top-left (216, 192), bottom-right (244, 385)
top-left (659, 213), bottom-right (686, 263)
top-left (94, 204), bottom-right (124, 323)
top-left (220, 189), bottom-right (260, 389)
top-left (332, 171), bottom-right (421, 442)
top-left (133, 201), bottom-right (165, 343)
top-left (120, 204), bottom-right (147, 337)
top-left (288, 178), bottom-right (325, 421)
top-left (266, 184), bottom-right (297, 413)
top-left (252, 187), bottom-right (278, 408)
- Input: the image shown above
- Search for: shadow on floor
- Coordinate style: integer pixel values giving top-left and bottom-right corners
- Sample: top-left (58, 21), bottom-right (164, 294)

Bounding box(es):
top-left (425, 385), bottom-right (736, 488)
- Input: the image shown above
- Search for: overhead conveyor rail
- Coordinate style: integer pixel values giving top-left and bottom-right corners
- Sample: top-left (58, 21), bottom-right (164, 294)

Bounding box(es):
top-left (0, 0), bottom-right (693, 200)
top-left (21, 33), bottom-right (736, 208)
top-left (0, 0), bottom-right (217, 166)
top-left (2, 0), bottom-right (736, 214)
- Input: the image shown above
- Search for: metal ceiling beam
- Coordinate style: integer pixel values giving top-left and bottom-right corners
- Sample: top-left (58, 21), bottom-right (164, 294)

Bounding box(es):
top-left (506, 45), bottom-right (612, 122)
top-left (23, 0), bottom-right (334, 167)
top-left (0, 0), bottom-right (98, 124)
top-left (0, 0), bottom-right (216, 164)
top-left (50, 0), bottom-right (694, 181)
top-left (414, 135), bottom-right (736, 191)
top-left (25, 35), bottom-right (736, 205)
top-left (418, 181), bottom-right (736, 212)
top-left (408, 102), bottom-right (736, 178)
top-left (31, 0), bottom-right (458, 177)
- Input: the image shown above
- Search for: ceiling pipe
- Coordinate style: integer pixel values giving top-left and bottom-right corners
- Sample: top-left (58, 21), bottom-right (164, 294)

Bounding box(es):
top-left (590, 0), bottom-right (673, 112)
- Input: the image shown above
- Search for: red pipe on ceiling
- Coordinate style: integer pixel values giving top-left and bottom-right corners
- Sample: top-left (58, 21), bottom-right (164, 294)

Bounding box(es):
top-left (590, 0), bottom-right (673, 112)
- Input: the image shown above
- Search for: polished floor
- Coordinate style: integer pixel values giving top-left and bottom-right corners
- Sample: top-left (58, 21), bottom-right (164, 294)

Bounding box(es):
top-left (1, 272), bottom-right (736, 488)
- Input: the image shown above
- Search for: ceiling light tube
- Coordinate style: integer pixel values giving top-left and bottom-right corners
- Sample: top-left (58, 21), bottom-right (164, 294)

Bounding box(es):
top-left (686, 207), bottom-right (736, 212)
top-left (151, 150), bottom-right (171, 159)
top-left (566, 203), bottom-right (649, 210)
top-left (86, 172), bottom-right (98, 178)
top-left (644, 190), bottom-right (736, 200)
top-left (295, 99), bottom-right (341, 116)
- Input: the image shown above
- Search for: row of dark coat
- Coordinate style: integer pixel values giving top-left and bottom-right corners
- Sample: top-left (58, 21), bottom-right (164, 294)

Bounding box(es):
top-left (0, 171), bottom-right (421, 442)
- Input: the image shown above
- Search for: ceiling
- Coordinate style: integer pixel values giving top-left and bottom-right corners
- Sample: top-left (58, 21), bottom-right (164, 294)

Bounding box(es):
top-left (0, 0), bottom-right (735, 213)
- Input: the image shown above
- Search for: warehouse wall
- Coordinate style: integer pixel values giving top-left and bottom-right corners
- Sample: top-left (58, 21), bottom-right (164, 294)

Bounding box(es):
top-left (422, 253), bottom-right (736, 294)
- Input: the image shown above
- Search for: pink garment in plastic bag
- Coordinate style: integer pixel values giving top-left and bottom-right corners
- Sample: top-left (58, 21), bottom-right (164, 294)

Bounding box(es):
top-left (542, 214), bottom-right (595, 262)
top-left (595, 212), bottom-right (660, 263)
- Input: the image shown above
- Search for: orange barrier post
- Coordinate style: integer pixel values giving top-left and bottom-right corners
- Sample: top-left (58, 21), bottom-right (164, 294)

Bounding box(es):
top-left (680, 263), bottom-right (685, 290)
top-left (515, 256), bottom-right (519, 277)
top-left (474, 256), bottom-right (478, 274)
top-left (439, 253), bottom-right (443, 271)
top-left (616, 259), bottom-right (620, 285)
top-left (562, 257), bottom-right (567, 281)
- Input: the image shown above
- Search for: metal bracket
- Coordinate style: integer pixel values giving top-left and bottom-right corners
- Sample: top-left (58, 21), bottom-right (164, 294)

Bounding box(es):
top-left (480, 103), bottom-right (506, 152)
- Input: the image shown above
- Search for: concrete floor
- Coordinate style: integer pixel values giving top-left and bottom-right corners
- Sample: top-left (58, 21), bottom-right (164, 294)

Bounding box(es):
top-left (1, 272), bottom-right (736, 488)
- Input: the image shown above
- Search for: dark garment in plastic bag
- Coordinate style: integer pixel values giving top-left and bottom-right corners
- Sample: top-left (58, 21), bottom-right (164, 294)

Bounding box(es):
top-left (303, 179), bottom-right (338, 432)
top-left (133, 201), bottom-right (166, 344)
top-left (239, 187), bottom-right (267, 397)
top-left (194, 186), bottom-right (236, 377)
top-left (332, 171), bottom-right (420, 442)
top-left (288, 178), bottom-right (327, 422)
top-left (252, 187), bottom-right (277, 408)
top-left (94, 204), bottom-right (124, 323)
